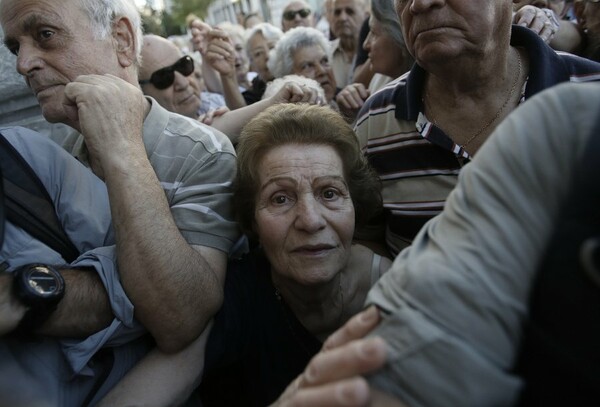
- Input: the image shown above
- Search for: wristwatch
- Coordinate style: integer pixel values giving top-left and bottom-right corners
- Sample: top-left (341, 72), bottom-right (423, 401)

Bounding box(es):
top-left (13, 264), bottom-right (65, 333)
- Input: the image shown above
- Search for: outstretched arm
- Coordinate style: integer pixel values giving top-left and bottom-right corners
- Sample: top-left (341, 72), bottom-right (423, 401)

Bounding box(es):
top-left (97, 321), bottom-right (213, 407)
top-left (205, 80), bottom-right (324, 142)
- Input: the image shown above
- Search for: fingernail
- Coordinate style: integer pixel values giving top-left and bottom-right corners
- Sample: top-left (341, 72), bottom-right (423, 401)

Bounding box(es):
top-left (359, 338), bottom-right (381, 358)
top-left (359, 306), bottom-right (378, 323)
top-left (335, 380), bottom-right (369, 405)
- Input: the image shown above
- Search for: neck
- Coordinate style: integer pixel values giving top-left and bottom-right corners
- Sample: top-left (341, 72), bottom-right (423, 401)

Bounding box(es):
top-left (339, 36), bottom-right (356, 57)
top-left (423, 46), bottom-right (525, 152)
top-left (272, 270), bottom-right (345, 338)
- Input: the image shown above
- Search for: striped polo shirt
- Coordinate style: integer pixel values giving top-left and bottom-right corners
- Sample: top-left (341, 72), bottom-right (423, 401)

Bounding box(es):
top-left (355, 25), bottom-right (600, 256)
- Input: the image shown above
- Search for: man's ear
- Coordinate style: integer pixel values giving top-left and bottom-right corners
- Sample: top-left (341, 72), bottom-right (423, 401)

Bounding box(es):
top-left (113, 17), bottom-right (137, 68)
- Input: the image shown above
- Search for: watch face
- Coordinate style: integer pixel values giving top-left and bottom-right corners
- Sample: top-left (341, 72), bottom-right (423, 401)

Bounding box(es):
top-left (27, 266), bottom-right (61, 296)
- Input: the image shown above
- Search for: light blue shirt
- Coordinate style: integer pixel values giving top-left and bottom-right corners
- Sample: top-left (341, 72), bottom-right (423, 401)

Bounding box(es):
top-left (0, 126), bottom-right (147, 406)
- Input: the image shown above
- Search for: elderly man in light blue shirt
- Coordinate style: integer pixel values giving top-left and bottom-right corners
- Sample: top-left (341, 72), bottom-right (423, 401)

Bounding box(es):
top-left (0, 126), bottom-right (148, 406)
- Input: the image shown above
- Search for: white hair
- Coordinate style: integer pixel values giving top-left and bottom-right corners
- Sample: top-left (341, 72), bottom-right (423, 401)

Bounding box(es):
top-left (79, 0), bottom-right (143, 66)
top-left (262, 74), bottom-right (326, 100)
top-left (267, 27), bottom-right (331, 79)
top-left (245, 23), bottom-right (283, 58)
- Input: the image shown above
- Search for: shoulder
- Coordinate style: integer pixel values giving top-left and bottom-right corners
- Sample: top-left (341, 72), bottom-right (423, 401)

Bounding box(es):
top-left (555, 51), bottom-right (600, 82)
top-left (0, 126), bottom-right (91, 175)
top-left (356, 74), bottom-right (408, 125)
top-left (143, 97), bottom-right (236, 157)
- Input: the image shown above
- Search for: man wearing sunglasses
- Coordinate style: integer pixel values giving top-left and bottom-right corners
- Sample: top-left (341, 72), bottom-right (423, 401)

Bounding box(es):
top-left (281, 1), bottom-right (315, 32)
top-left (140, 35), bottom-right (206, 119)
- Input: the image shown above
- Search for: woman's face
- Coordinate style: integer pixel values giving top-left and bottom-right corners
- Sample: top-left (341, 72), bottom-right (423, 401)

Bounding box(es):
top-left (248, 32), bottom-right (277, 81)
top-left (394, 0), bottom-right (510, 68)
top-left (292, 44), bottom-right (337, 101)
top-left (254, 144), bottom-right (355, 285)
top-left (363, 15), bottom-right (409, 78)
top-left (231, 34), bottom-right (250, 84)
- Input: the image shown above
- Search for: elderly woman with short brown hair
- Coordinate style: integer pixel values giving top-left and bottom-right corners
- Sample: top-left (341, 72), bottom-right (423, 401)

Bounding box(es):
top-left (98, 103), bottom-right (391, 407)
top-left (198, 104), bottom-right (390, 405)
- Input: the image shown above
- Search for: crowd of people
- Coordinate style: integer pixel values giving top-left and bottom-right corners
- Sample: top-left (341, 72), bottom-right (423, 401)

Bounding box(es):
top-left (0, 0), bottom-right (599, 406)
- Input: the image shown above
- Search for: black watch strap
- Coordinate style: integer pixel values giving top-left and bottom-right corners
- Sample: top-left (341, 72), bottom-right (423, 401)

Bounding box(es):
top-left (13, 264), bottom-right (65, 335)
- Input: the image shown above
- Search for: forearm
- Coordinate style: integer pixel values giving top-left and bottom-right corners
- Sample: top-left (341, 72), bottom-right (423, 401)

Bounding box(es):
top-left (103, 152), bottom-right (223, 352)
top-left (211, 96), bottom-right (276, 142)
top-left (37, 267), bottom-right (112, 337)
top-left (202, 62), bottom-right (224, 94)
top-left (98, 321), bottom-right (213, 407)
top-left (220, 73), bottom-right (247, 110)
top-left (352, 60), bottom-right (375, 88)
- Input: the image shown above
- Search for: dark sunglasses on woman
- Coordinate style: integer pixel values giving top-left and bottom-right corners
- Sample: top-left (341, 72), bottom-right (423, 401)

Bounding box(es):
top-left (139, 55), bottom-right (195, 90)
top-left (282, 8), bottom-right (311, 20)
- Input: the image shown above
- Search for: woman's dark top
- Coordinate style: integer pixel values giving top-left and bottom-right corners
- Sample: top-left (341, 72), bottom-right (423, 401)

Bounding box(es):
top-left (199, 249), bottom-right (322, 407)
top-left (242, 76), bottom-right (267, 105)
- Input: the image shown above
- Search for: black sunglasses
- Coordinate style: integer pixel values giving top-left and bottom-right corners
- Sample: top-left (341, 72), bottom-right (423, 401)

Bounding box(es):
top-left (139, 55), bottom-right (195, 89)
top-left (283, 8), bottom-right (311, 21)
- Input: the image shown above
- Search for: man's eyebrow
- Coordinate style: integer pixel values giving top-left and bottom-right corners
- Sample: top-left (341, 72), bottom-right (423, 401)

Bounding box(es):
top-left (2, 14), bottom-right (44, 46)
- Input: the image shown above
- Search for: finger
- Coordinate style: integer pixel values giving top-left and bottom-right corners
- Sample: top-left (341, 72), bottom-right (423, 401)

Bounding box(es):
top-left (280, 377), bottom-right (371, 407)
top-left (357, 86), bottom-right (370, 100)
top-left (323, 305), bottom-right (381, 351)
top-left (287, 83), bottom-right (305, 102)
top-left (540, 21), bottom-right (557, 43)
top-left (300, 336), bottom-right (387, 388)
top-left (347, 92), bottom-right (364, 109)
top-left (304, 88), bottom-right (318, 104)
top-left (336, 96), bottom-right (351, 110)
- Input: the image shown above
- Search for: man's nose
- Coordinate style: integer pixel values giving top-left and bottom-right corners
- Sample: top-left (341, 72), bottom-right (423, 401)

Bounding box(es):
top-left (15, 43), bottom-right (44, 78)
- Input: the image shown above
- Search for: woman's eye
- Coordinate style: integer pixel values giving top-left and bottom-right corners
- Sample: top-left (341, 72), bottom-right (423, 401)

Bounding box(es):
top-left (322, 189), bottom-right (339, 200)
top-left (39, 30), bottom-right (54, 40)
top-left (273, 195), bottom-right (288, 205)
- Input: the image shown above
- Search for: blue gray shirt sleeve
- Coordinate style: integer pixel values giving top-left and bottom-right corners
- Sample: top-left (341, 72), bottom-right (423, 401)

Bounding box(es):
top-left (364, 83), bottom-right (600, 406)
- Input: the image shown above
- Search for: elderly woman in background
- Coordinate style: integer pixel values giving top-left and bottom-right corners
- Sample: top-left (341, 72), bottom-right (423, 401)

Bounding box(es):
top-left (336, 0), bottom-right (414, 121)
top-left (243, 22), bottom-right (285, 104)
top-left (97, 104), bottom-right (391, 407)
top-left (355, 0), bottom-right (600, 257)
top-left (267, 27), bottom-right (339, 104)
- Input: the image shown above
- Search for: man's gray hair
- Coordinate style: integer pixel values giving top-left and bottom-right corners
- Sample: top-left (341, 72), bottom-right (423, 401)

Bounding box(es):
top-left (79, 0), bottom-right (143, 66)
top-left (245, 23), bottom-right (283, 58)
top-left (267, 27), bottom-right (330, 79)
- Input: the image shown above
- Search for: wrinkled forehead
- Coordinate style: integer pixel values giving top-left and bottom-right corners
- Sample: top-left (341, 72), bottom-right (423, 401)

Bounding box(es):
top-left (333, 0), bottom-right (364, 12)
top-left (1, 0), bottom-right (78, 30)
top-left (284, 1), bottom-right (310, 12)
top-left (1, 0), bottom-right (90, 49)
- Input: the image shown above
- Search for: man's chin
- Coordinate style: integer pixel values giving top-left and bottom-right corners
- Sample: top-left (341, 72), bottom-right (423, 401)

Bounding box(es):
top-left (40, 105), bottom-right (74, 127)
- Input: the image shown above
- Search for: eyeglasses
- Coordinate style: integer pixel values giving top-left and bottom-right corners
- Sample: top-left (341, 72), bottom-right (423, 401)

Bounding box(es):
top-left (139, 55), bottom-right (195, 89)
top-left (283, 8), bottom-right (311, 21)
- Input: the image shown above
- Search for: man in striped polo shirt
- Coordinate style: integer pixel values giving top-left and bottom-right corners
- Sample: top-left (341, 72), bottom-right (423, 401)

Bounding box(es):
top-left (354, 1), bottom-right (600, 257)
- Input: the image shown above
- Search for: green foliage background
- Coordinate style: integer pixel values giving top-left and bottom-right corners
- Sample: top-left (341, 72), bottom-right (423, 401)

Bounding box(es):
top-left (141, 0), bottom-right (215, 37)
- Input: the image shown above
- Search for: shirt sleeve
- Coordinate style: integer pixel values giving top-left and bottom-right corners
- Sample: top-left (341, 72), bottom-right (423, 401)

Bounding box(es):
top-left (60, 245), bottom-right (146, 375)
top-left (364, 82), bottom-right (600, 406)
top-left (0, 127), bottom-right (145, 374)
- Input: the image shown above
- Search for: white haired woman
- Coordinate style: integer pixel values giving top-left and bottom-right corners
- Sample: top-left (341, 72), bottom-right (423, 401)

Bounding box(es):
top-left (267, 26), bottom-right (339, 104)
